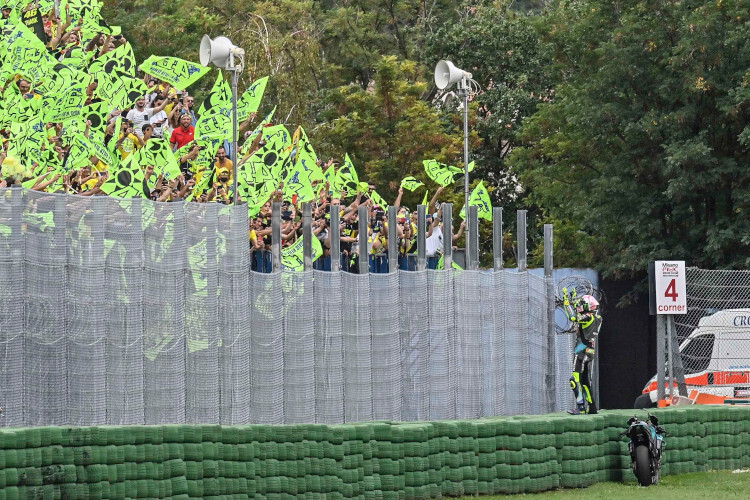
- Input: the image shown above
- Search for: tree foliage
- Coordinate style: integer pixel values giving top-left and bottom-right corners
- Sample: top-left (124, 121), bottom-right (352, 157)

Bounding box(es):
top-left (510, 0), bottom-right (750, 276)
top-left (104, 0), bottom-right (750, 276)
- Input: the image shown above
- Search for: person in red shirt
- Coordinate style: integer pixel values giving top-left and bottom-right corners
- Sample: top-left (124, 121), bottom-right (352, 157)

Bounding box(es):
top-left (170, 113), bottom-right (195, 151)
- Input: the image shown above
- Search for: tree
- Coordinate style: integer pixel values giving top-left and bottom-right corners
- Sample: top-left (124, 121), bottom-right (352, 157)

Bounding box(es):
top-left (510, 0), bottom-right (750, 277)
top-left (314, 55), bottom-right (476, 207)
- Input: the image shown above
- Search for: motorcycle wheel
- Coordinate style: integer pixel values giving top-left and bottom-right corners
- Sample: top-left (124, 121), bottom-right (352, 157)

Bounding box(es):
top-left (634, 393), bottom-right (655, 409)
top-left (635, 445), bottom-right (652, 486)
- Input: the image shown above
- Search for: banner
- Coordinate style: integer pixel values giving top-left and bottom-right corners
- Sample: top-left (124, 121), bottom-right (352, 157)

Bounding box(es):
top-left (100, 156), bottom-right (147, 199)
top-left (42, 84), bottom-right (87, 123)
top-left (20, 7), bottom-right (45, 42)
top-left (89, 42), bottom-right (136, 76)
top-left (283, 160), bottom-right (315, 203)
top-left (424, 159), bottom-right (459, 187)
top-left (64, 133), bottom-right (93, 172)
top-left (281, 234), bottom-right (323, 271)
top-left (138, 55), bottom-right (210, 90)
top-left (81, 101), bottom-right (109, 134)
top-left (198, 71), bottom-right (231, 117)
top-left (236, 76), bottom-right (268, 122)
top-left (332, 153), bottom-right (359, 194)
top-left (459, 181), bottom-right (493, 221)
top-left (130, 138), bottom-right (181, 182)
top-left (36, 61), bottom-right (88, 95)
top-left (95, 69), bottom-right (147, 110)
top-left (241, 106), bottom-right (276, 155)
top-left (400, 176), bottom-right (424, 192)
top-left (195, 112), bottom-right (229, 141)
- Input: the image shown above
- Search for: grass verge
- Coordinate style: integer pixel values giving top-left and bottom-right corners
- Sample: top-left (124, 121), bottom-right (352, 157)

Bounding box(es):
top-left (459, 470), bottom-right (750, 499)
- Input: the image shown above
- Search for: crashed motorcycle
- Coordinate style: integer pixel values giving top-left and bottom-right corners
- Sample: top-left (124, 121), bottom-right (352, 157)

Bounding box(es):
top-left (622, 414), bottom-right (667, 486)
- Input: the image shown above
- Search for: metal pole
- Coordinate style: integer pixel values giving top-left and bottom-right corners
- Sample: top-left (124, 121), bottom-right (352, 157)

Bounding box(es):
top-left (271, 202), bottom-right (281, 272)
top-left (669, 315), bottom-right (688, 397)
top-left (417, 204), bottom-right (426, 271)
top-left (543, 223), bottom-right (556, 412)
top-left (388, 206), bottom-right (398, 273)
top-left (468, 205), bottom-right (479, 270)
top-left (544, 224), bottom-right (553, 278)
top-left (302, 203), bottom-right (312, 271)
top-left (667, 314), bottom-right (674, 401)
top-left (517, 210), bottom-right (527, 272)
top-left (358, 205), bottom-right (369, 274)
top-left (461, 78), bottom-right (469, 213)
top-left (461, 80), bottom-right (470, 266)
top-left (656, 315), bottom-right (665, 404)
top-left (443, 203), bottom-right (453, 270)
top-left (493, 207), bottom-right (503, 271)
top-left (231, 68), bottom-right (239, 205)
top-left (330, 205), bottom-right (341, 272)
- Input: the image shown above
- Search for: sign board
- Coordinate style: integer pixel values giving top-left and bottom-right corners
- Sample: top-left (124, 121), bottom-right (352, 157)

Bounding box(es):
top-left (654, 261), bottom-right (687, 315)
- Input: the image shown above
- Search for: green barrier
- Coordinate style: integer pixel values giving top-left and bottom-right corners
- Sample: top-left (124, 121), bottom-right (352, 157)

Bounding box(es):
top-left (0, 407), bottom-right (749, 498)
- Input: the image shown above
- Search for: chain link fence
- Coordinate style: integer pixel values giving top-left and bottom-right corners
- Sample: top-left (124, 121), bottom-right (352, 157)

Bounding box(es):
top-left (654, 268), bottom-right (750, 403)
top-left (0, 188), bottom-right (567, 427)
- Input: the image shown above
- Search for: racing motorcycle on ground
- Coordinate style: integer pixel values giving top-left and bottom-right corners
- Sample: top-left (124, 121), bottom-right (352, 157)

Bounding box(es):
top-left (622, 414), bottom-right (667, 486)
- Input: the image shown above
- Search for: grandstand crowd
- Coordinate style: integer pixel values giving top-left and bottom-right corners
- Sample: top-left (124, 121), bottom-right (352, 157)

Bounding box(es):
top-left (0, 2), bottom-right (471, 271)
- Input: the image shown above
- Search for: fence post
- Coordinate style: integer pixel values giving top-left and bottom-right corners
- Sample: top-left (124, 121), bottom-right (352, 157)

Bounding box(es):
top-left (417, 204), bottom-right (427, 271)
top-left (656, 315), bottom-right (665, 404)
top-left (388, 206), bottom-right (398, 273)
top-left (330, 205), bottom-right (341, 272)
top-left (358, 205), bottom-right (369, 274)
top-left (272, 202), bottom-right (282, 272)
top-left (544, 223), bottom-right (555, 412)
top-left (468, 205), bottom-right (479, 270)
top-left (302, 202), bottom-right (312, 271)
top-left (668, 315), bottom-right (688, 397)
top-left (443, 203), bottom-right (453, 270)
top-left (517, 209), bottom-right (527, 272)
top-left (493, 207), bottom-right (503, 271)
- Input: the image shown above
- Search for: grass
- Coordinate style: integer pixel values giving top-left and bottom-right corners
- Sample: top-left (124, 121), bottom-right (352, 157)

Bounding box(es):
top-left (458, 470), bottom-right (750, 499)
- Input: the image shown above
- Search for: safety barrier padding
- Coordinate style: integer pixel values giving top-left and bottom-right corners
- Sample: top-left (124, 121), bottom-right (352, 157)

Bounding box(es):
top-left (0, 407), bottom-right (749, 498)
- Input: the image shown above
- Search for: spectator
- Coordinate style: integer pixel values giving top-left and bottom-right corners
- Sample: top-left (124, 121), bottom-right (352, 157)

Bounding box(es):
top-left (182, 93), bottom-right (198, 126)
top-left (147, 95), bottom-right (169, 139)
top-left (114, 120), bottom-right (143, 160)
top-left (170, 113), bottom-right (195, 151)
top-left (127, 97), bottom-right (166, 138)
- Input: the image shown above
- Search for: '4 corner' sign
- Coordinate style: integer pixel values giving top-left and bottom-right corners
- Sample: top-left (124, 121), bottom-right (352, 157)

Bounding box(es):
top-left (655, 261), bottom-right (687, 315)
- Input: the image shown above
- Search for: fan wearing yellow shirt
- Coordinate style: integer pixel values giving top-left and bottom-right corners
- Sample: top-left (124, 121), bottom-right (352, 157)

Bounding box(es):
top-left (115, 119), bottom-right (144, 160)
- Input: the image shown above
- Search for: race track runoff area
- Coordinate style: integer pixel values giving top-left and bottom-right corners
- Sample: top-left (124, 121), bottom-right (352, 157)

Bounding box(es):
top-left (0, 406), bottom-right (747, 498)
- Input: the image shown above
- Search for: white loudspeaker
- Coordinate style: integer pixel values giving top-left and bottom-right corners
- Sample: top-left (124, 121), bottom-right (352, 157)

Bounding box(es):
top-left (200, 35), bottom-right (236, 69)
top-left (434, 60), bottom-right (471, 90)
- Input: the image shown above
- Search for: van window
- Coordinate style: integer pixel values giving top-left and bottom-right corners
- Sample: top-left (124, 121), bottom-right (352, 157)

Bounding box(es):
top-left (681, 334), bottom-right (715, 374)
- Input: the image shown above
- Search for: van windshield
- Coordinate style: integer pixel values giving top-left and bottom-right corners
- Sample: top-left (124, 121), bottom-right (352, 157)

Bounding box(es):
top-left (681, 334), bottom-right (715, 374)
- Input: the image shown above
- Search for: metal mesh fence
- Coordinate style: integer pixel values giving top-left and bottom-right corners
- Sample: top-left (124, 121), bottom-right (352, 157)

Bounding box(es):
top-left (0, 188), bottom-right (565, 426)
top-left (662, 268), bottom-right (750, 400)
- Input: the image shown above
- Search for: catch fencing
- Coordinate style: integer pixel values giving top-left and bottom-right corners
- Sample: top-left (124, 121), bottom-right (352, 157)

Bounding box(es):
top-left (0, 188), bottom-right (562, 427)
top-left (657, 268), bottom-right (750, 402)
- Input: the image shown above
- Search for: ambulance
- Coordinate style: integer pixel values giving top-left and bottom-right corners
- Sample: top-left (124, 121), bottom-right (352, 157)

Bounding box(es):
top-left (636, 309), bottom-right (750, 408)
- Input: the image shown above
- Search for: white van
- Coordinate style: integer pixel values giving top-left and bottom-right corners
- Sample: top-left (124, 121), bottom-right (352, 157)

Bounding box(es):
top-left (636, 309), bottom-right (750, 408)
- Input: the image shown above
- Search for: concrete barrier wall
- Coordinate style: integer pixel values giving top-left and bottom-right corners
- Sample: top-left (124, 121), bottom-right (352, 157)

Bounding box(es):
top-left (0, 406), bottom-right (748, 499)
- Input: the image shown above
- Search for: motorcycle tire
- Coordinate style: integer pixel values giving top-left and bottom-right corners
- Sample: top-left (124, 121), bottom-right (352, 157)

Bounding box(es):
top-left (634, 393), bottom-right (655, 409)
top-left (635, 445), bottom-right (652, 486)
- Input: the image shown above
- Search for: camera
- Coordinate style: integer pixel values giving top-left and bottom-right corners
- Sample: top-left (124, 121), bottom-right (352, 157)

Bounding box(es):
top-left (282, 210), bottom-right (292, 221)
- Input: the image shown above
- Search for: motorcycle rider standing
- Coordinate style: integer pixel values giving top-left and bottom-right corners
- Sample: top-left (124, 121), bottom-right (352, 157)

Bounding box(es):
top-left (563, 289), bottom-right (602, 414)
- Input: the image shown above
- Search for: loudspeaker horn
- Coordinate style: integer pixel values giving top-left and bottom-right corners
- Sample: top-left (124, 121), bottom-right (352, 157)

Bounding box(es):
top-left (200, 35), bottom-right (236, 69)
top-left (434, 60), bottom-right (471, 90)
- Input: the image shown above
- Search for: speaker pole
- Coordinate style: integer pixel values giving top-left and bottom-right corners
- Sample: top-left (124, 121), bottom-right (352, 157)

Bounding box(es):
top-left (460, 76), bottom-right (470, 259)
top-left (231, 64), bottom-right (239, 205)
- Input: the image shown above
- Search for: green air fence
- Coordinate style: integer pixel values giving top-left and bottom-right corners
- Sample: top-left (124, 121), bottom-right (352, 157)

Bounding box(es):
top-left (0, 406), bottom-right (749, 499)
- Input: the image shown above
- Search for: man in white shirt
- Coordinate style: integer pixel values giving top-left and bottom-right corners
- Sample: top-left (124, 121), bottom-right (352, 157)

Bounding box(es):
top-left (148, 95), bottom-right (168, 139)
top-left (126, 96), bottom-right (167, 138)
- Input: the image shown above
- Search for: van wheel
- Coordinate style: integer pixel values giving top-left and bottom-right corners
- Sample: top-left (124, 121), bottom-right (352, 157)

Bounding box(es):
top-left (634, 393), bottom-right (655, 409)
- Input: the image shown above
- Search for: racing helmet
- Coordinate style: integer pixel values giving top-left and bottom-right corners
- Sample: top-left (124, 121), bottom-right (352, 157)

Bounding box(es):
top-left (577, 294), bottom-right (599, 314)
